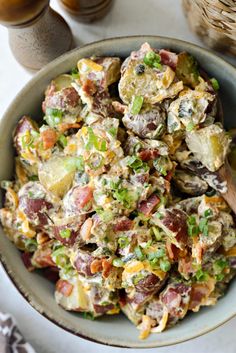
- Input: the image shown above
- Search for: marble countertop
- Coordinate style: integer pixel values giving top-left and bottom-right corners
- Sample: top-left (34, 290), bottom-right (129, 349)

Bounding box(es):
top-left (0, 1), bottom-right (236, 352)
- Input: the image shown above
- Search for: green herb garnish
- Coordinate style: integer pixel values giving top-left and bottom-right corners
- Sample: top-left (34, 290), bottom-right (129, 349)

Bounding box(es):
top-left (210, 78), bottom-right (220, 91)
top-left (131, 96), bottom-right (144, 115)
top-left (59, 229), bottom-right (71, 239)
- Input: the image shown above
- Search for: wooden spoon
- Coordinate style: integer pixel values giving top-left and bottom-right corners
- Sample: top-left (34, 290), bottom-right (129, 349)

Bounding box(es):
top-left (182, 157), bottom-right (236, 214)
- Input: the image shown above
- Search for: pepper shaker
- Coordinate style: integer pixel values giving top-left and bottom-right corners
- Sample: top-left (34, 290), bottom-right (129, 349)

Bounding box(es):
top-left (58, 0), bottom-right (113, 23)
top-left (0, 0), bottom-right (73, 70)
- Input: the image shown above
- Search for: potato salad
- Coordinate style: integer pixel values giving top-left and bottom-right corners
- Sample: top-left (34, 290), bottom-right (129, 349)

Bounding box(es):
top-left (1, 43), bottom-right (236, 339)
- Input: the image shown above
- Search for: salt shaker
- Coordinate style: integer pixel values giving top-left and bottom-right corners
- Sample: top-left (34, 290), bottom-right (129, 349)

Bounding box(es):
top-left (58, 0), bottom-right (113, 23)
top-left (0, 0), bottom-right (73, 70)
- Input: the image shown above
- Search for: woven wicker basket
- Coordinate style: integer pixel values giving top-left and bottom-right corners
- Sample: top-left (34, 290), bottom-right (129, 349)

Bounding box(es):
top-left (182, 0), bottom-right (236, 56)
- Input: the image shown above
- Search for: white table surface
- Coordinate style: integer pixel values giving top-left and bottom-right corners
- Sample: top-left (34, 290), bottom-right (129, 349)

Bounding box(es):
top-left (0, 1), bottom-right (236, 352)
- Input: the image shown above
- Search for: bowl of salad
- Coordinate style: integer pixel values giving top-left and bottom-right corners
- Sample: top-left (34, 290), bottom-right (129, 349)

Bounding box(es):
top-left (1, 36), bottom-right (236, 348)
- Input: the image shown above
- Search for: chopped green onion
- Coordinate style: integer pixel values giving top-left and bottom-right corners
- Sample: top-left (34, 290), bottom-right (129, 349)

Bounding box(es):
top-left (88, 153), bottom-right (104, 170)
top-left (210, 78), bottom-right (220, 91)
top-left (85, 127), bottom-right (107, 152)
top-left (213, 259), bottom-right (228, 274)
top-left (144, 51), bottom-right (161, 68)
top-left (28, 175), bottom-right (39, 181)
top-left (147, 248), bottom-right (165, 261)
top-left (107, 127), bottom-right (117, 138)
top-left (59, 228), bottom-right (71, 239)
top-left (152, 227), bottom-right (162, 240)
top-left (95, 208), bottom-right (113, 222)
top-left (131, 96), bottom-right (144, 115)
top-left (133, 273), bottom-right (145, 285)
top-left (83, 312), bottom-right (95, 320)
top-left (118, 236), bottom-right (129, 249)
top-left (187, 215), bottom-right (199, 237)
top-left (100, 140), bottom-right (107, 152)
top-left (112, 258), bottom-right (124, 267)
top-left (134, 246), bottom-right (145, 261)
top-left (195, 269), bottom-right (208, 282)
top-left (58, 134), bottom-right (67, 147)
top-left (143, 240), bottom-right (152, 249)
top-left (153, 157), bottom-right (168, 176)
top-left (24, 238), bottom-right (37, 252)
top-left (199, 218), bottom-right (209, 236)
top-left (204, 209), bottom-right (213, 218)
top-left (186, 121), bottom-right (195, 132)
top-left (21, 135), bottom-right (34, 148)
top-left (45, 108), bottom-right (63, 128)
top-left (215, 273), bottom-right (225, 281)
top-left (160, 259), bottom-right (171, 272)
top-left (126, 156), bottom-right (148, 172)
top-left (64, 156), bottom-right (84, 172)
top-left (71, 67), bottom-right (80, 79)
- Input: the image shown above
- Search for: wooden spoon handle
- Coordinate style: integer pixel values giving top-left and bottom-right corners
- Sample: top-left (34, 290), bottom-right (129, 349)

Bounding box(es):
top-left (218, 160), bottom-right (236, 214)
top-left (182, 157), bottom-right (236, 213)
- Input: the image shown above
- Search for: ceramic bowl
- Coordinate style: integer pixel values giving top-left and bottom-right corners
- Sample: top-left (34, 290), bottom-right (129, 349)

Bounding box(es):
top-left (1, 36), bottom-right (236, 348)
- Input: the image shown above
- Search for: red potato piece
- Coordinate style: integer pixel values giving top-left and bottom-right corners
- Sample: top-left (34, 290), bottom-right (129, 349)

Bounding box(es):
top-left (14, 116), bottom-right (39, 155)
top-left (160, 282), bottom-right (191, 319)
top-left (74, 250), bottom-right (95, 277)
top-left (138, 194), bottom-right (160, 216)
top-left (31, 243), bottom-right (55, 268)
top-left (42, 86), bottom-right (81, 113)
top-left (159, 49), bottom-right (178, 70)
top-left (42, 267), bottom-right (59, 283)
top-left (128, 273), bottom-right (165, 310)
top-left (138, 149), bottom-right (159, 161)
top-left (21, 252), bottom-right (35, 272)
top-left (189, 281), bottom-right (215, 312)
top-left (155, 208), bottom-right (188, 249)
top-left (53, 216), bottom-right (85, 246)
top-left (18, 182), bottom-right (53, 228)
top-left (56, 279), bottom-right (74, 297)
top-left (63, 185), bottom-right (93, 215)
top-left (93, 303), bottom-right (115, 314)
top-left (113, 218), bottom-right (134, 232)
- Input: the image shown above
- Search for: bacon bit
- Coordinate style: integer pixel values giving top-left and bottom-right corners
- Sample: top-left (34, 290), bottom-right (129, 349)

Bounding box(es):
top-left (138, 194), bottom-right (160, 216)
top-left (178, 256), bottom-right (194, 276)
top-left (82, 79), bottom-right (97, 96)
top-left (56, 279), bottom-right (73, 297)
top-left (80, 218), bottom-right (93, 241)
top-left (189, 278), bottom-right (215, 312)
top-left (36, 232), bottom-right (50, 245)
top-left (90, 259), bottom-right (103, 274)
top-left (164, 179), bottom-right (171, 193)
top-left (165, 169), bottom-right (174, 182)
top-left (32, 246), bottom-right (55, 268)
top-left (138, 149), bottom-right (159, 161)
top-left (21, 252), bottom-right (35, 272)
top-left (113, 218), bottom-right (133, 232)
top-left (112, 101), bottom-right (126, 114)
top-left (159, 49), bottom-right (178, 70)
top-left (166, 241), bottom-right (182, 261)
top-left (102, 259), bottom-right (112, 278)
top-left (192, 237), bottom-right (203, 264)
top-left (58, 123), bottom-right (80, 133)
top-left (41, 129), bottom-right (57, 150)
